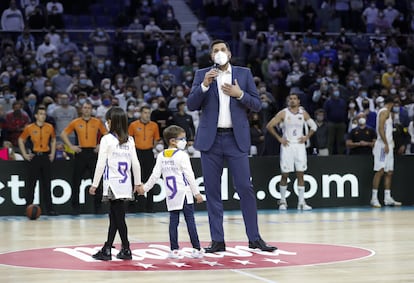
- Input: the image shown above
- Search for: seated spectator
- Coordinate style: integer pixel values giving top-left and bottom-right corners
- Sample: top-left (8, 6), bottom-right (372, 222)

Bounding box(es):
top-left (2, 140), bottom-right (24, 160)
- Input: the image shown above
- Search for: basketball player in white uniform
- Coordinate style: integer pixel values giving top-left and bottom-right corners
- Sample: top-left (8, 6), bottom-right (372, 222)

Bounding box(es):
top-left (266, 93), bottom-right (317, 210)
top-left (371, 96), bottom-right (401, 208)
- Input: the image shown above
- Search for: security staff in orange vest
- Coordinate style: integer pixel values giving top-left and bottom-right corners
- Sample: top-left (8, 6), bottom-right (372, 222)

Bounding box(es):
top-left (61, 101), bottom-right (108, 214)
top-left (128, 105), bottom-right (160, 212)
top-left (18, 105), bottom-right (57, 216)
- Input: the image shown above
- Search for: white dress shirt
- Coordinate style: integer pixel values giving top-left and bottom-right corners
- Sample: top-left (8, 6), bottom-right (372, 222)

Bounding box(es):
top-left (201, 64), bottom-right (233, 128)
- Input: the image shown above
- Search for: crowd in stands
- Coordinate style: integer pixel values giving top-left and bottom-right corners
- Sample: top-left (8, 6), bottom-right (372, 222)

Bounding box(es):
top-left (1, 0), bottom-right (414, 160)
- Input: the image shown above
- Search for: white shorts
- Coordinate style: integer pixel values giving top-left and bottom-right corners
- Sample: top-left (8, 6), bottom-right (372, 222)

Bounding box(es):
top-left (373, 141), bottom-right (394, 172)
top-left (280, 142), bottom-right (307, 173)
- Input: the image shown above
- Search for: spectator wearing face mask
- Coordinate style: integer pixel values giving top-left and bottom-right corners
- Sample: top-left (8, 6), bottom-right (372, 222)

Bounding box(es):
top-left (346, 114), bottom-right (377, 155)
top-left (324, 86), bottom-right (348, 154)
top-left (168, 85), bottom-right (187, 112)
top-left (355, 87), bottom-right (375, 112)
top-left (144, 81), bottom-right (162, 103)
top-left (116, 84), bottom-right (137, 111)
top-left (89, 28), bottom-right (110, 58)
top-left (172, 101), bottom-right (195, 142)
top-left (50, 92), bottom-right (77, 144)
top-left (51, 64), bottom-right (72, 94)
top-left (95, 92), bottom-right (113, 123)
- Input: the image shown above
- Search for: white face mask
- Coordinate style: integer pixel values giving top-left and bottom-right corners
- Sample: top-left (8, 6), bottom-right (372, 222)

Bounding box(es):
top-left (105, 121), bottom-right (110, 131)
top-left (155, 143), bottom-right (164, 152)
top-left (214, 51), bottom-right (228, 66)
top-left (358, 118), bottom-right (366, 125)
top-left (176, 139), bottom-right (187, 150)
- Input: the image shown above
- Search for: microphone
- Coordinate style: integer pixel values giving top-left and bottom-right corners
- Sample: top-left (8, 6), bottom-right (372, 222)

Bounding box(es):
top-left (212, 63), bottom-right (219, 80)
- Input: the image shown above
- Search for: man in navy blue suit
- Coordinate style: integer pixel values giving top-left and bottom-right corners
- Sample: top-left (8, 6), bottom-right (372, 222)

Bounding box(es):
top-left (187, 39), bottom-right (276, 253)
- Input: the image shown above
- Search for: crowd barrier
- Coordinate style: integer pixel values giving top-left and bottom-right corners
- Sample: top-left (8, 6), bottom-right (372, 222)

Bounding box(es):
top-left (1, 155), bottom-right (413, 216)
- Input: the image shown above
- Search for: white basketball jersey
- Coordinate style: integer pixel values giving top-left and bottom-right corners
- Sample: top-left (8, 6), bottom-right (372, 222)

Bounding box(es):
top-left (376, 107), bottom-right (393, 146)
top-left (144, 148), bottom-right (200, 211)
top-left (283, 107), bottom-right (305, 143)
top-left (92, 134), bottom-right (141, 199)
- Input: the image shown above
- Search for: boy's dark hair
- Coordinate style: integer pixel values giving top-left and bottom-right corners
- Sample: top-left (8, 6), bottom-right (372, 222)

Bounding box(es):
top-left (163, 125), bottom-right (185, 145)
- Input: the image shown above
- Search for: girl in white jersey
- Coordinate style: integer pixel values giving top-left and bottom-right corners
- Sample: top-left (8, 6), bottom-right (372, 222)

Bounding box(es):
top-left (266, 93), bottom-right (317, 210)
top-left (89, 107), bottom-right (142, 261)
top-left (141, 125), bottom-right (204, 259)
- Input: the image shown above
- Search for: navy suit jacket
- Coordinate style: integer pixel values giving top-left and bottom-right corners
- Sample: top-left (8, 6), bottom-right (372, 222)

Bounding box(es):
top-left (187, 65), bottom-right (262, 153)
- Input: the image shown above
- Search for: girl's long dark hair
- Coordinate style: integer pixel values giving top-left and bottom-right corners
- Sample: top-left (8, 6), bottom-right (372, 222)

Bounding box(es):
top-left (105, 107), bottom-right (129, 144)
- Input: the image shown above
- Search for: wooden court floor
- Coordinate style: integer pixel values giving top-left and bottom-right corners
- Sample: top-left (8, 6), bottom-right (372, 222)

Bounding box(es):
top-left (1, 207), bottom-right (413, 283)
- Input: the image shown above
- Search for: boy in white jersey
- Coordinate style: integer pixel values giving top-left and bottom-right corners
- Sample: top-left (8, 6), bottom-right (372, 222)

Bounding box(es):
top-left (371, 96), bottom-right (401, 208)
top-left (139, 125), bottom-right (204, 259)
top-left (266, 93), bottom-right (317, 210)
top-left (89, 107), bottom-right (143, 261)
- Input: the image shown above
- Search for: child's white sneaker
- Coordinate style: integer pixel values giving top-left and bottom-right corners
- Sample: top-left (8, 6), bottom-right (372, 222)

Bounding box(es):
top-left (191, 248), bottom-right (204, 259)
top-left (168, 250), bottom-right (182, 259)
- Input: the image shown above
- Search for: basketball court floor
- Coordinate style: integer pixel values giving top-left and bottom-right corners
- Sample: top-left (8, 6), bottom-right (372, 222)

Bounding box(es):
top-left (1, 206), bottom-right (413, 283)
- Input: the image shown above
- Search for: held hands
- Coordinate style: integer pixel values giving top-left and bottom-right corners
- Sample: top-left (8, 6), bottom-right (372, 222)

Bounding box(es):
top-left (194, 194), bottom-right (203, 204)
top-left (134, 184), bottom-right (145, 195)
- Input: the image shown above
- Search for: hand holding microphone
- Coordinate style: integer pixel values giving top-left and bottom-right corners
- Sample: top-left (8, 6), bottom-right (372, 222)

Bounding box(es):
top-left (202, 64), bottom-right (219, 87)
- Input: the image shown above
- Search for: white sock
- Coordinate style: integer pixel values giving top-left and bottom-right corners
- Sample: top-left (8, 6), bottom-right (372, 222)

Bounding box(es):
top-left (371, 189), bottom-right (378, 200)
top-left (279, 185), bottom-right (287, 202)
top-left (298, 186), bottom-right (305, 203)
top-left (384, 190), bottom-right (391, 199)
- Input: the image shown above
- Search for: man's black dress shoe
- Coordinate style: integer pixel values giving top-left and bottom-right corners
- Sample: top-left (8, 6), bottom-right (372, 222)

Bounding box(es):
top-left (204, 241), bottom-right (226, 253)
top-left (249, 238), bottom-right (277, 252)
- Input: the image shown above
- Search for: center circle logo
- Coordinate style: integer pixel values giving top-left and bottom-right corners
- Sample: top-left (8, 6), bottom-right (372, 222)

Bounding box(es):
top-left (0, 242), bottom-right (373, 271)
